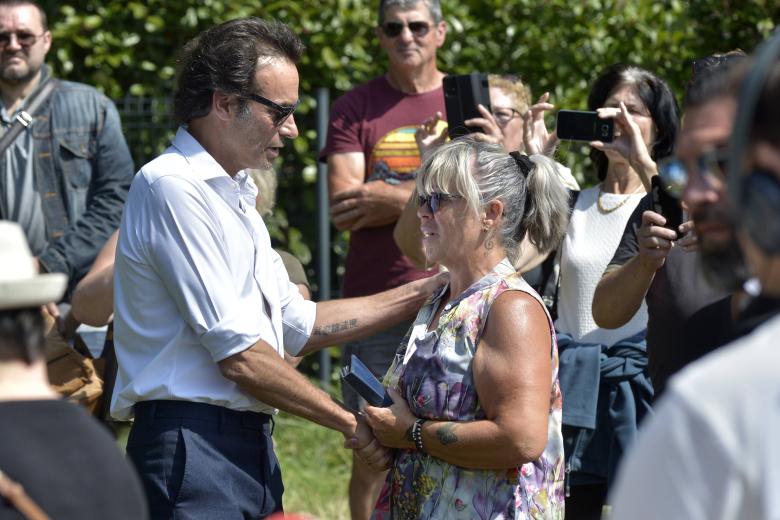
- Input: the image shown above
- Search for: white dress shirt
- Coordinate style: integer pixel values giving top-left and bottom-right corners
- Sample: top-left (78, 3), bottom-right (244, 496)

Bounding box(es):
top-left (609, 314), bottom-right (780, 520)
top-left (110, 128), bottom-right (316, 420)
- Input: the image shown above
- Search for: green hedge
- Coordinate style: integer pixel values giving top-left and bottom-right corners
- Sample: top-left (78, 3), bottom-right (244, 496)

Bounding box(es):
top-left (40, 0), bottom-right (777, 295)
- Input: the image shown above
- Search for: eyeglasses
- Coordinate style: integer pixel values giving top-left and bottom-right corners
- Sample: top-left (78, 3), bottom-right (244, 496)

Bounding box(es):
top-left (492, 108), bottom-right (522, 127)
top-left (418, 192), bottom-right (460, 214)
top-left (381, 21), bottom-right (431, 38)
top-left (658, 147), bottom-right (729, 198)
top-left (247, 93), bottom-right (299, 126)
top-left (0, 31), bottom-right (45, 49)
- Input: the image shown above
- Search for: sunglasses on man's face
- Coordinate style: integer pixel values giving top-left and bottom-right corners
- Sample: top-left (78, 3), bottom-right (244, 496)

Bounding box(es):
top-left (658, 147), bottom-right (729, 198)
top-left (0, 31), bottom-right (45, 49)
top-left (247, 93), bottom-right (300, 127)
top-left (381, 21), bottom-right (431, 38)
top-left (418, 192), bottom-right (460, 214)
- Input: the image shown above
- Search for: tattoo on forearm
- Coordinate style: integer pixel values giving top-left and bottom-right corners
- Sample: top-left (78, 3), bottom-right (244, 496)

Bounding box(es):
top-left (405, 424), bottom-right (414, 443)
top-left (312, 319), bottom-right (357, 336)
top-left (436, 423), bottom-right (458, 446)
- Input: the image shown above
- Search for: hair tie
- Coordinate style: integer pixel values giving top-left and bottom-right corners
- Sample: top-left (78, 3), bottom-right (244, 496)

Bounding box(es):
top-left (509, 151), bottom-right (534, 229)
top-left (509, 151), bottom-right (534, 178)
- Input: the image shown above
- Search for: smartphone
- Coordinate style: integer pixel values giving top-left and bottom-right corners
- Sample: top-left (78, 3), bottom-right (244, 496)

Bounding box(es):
top-left (556, 110), bottom-right (614, 142)
top-left (443, 73), bottom-right (492, 139)
top-left (651, 175), bottom-right (683, 239)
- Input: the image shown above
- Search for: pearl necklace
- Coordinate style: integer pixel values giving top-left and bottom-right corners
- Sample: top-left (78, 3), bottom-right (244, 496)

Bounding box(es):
top-left (597, 183), bottom-right (645, 214)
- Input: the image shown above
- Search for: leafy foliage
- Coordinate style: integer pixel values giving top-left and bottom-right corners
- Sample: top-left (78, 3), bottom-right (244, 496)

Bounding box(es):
top-left (39, 0), bottom-right (777, 294)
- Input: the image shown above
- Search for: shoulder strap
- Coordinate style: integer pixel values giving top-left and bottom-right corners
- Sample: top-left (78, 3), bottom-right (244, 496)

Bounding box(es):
top-left (0, 469), bottom-right (50, 520)
top-left (0, 77), bottom-right (57, 156)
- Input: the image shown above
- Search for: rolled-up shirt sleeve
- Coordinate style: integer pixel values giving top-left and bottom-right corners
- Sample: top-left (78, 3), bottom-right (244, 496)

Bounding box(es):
top-left (271, 248), bottom-right (316, 356)
top-left (136, 176), bottom-right (266, 362)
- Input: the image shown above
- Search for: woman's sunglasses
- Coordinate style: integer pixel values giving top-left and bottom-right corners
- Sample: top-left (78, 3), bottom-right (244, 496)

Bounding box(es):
top-left (417, 192), bottom-right (460, 214)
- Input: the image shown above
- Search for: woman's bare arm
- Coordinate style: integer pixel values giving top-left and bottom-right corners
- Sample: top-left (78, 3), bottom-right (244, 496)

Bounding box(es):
top-left (365, 290), bottom-right (553, 469)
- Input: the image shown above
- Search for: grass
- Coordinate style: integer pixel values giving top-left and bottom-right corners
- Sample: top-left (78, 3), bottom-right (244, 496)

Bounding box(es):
top-left (273, 377), bottom-right (353, 520)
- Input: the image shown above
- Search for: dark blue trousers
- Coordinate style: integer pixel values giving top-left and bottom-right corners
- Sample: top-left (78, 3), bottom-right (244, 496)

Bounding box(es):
top-left (126, 400), bottom-right (283, 519)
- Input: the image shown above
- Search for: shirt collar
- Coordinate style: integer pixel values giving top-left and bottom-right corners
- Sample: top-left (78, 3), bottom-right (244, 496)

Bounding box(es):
top-left (171, 126), bottom-right (232, 182)
top-left (171, 126), bottom-right (261, 213)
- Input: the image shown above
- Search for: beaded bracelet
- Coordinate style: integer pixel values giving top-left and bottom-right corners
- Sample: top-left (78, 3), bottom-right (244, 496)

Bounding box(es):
top-left (411, 418), bottom-right (427, 452)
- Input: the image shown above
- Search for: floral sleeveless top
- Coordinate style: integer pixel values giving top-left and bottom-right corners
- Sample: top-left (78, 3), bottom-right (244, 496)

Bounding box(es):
top-left (371, 259), bottom-right (565, 520)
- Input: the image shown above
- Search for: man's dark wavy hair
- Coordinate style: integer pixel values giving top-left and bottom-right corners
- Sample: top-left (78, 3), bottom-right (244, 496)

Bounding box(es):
top-left (173, 18), bottom-right (304, 125)
top-left (587, 63), bottom-right (680, 181)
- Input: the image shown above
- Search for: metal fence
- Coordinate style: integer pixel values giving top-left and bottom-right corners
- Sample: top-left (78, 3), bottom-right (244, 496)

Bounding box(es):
top-left (115, 96), bottom-right (177, 169)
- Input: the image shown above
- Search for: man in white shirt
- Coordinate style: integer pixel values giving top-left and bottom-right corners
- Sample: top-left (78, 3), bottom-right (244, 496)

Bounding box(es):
top-left (609, 48), bottom-right (780, 520)
top-left (112, 18), bottom-right (443, 519)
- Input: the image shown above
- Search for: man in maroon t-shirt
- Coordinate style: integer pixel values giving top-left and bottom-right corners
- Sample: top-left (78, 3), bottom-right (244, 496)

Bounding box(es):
top-left (319, 0), bottom-right (447, 517)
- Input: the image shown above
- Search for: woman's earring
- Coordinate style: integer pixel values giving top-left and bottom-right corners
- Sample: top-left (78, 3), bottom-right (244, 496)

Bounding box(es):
top-left (484, 227), bottom-right (494, 250)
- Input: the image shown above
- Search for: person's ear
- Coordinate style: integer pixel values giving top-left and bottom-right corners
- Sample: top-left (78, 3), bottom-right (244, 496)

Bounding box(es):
top-left (434, 21), bottom-right (447, 48)
top-left (41, 30), bottom-right (52, 54)
top-left (482, 199), bottom-right (504, 229)
top-left (212, 91), bottom-right (238, 122)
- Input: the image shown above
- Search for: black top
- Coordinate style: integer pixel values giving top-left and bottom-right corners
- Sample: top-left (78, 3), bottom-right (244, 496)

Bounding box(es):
top-left (0, 399), bottom-right (147, 520)
top-left (608, 193), bottom-right (733, 397)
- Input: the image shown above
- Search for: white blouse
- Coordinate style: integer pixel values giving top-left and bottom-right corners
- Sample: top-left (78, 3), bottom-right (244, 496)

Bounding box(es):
top-left (555, 185), bottom-right (648, 346)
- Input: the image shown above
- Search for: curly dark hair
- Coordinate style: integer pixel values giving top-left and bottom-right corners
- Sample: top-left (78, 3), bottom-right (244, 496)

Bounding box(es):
top-left (173, 17), bottom-right (305, 124)
top-left (587, 64), bottom-right (680, 181)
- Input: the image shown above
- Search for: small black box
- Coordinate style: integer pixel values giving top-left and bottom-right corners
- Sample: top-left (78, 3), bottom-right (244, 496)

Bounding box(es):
top-left (340, 354), bottom-right (393, 407)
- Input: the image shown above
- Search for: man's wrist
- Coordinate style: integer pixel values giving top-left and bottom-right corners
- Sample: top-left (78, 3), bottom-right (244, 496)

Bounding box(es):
top-left (338, 409), bottom-right (359, 438)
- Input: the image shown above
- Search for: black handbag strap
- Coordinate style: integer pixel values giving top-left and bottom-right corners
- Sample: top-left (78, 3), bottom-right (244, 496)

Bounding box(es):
top-left (0, 77), bottom-right (57, 156)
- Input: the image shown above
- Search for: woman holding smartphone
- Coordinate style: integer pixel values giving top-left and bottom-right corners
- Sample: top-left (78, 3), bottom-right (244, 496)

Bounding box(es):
top-left (553, 63), bottom-right (680, 519)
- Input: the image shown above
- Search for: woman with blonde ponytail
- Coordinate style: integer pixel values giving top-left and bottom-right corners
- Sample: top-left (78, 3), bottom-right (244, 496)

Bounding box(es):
top-left (363, 137), bottom-right (569, 519)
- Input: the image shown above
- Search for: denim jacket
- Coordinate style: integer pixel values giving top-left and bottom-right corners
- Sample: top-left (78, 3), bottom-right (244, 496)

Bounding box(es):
top-left (0, 65), bottom-right (134, 297)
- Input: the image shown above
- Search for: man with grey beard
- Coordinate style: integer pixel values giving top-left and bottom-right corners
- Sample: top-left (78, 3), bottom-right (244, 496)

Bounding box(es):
top-left (0, 0), bottom-right (133, 319)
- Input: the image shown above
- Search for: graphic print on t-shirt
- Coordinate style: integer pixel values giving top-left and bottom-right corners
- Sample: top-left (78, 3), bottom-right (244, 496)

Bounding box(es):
top-left (366, 121), bottom-right (447, 183)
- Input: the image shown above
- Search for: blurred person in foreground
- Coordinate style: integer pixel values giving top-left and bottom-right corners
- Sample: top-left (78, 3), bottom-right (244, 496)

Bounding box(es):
top-left (591, 52), bottom-right (746, 398)
top-left (364, 137), bottom-right (570, 519)
top-left (551, 64), bottom-right (679, 519)
top-left (0, 221), bottom-right (146, 520)
top-left (609, 40), bottom-right (780, 520)
top-left (111, 17), bottom-right (444, 519)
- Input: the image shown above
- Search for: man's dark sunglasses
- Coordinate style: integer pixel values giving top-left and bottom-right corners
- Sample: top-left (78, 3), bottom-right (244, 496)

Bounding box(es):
top-left (247, 93), bottom-right (299, 126)
top-left (0, 31), bottom-right (45, 48)
top-left (658, 147), bottom-right (729, 198)
top-left (381, 21), bottom-right (431, 38)
top-left (418, 192), bottom-right (460, 214)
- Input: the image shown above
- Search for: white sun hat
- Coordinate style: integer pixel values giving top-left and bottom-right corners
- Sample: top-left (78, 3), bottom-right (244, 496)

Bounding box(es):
top-left (0, 221), bottom-right (67, 310)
